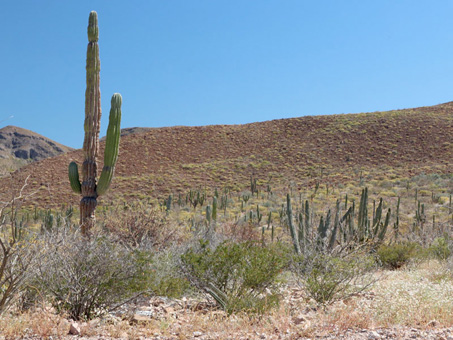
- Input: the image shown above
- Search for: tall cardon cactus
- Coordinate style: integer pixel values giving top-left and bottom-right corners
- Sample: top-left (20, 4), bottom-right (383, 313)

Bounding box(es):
top-left (68, 11), bottom-right (122, 235)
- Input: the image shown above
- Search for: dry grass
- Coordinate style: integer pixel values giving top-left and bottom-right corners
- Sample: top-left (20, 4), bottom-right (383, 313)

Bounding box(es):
top-left (322, 260), bottom-right (453, 329)
top-left (0, 307), bottom-right (70, 338)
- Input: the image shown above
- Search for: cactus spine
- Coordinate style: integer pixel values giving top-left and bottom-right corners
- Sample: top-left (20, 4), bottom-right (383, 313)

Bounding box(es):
top-left (68, 11), bottom-right (122, 235)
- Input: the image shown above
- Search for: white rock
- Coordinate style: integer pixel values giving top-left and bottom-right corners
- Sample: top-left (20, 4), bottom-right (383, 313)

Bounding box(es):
top-left (368, 330), bottom-right (380, 339)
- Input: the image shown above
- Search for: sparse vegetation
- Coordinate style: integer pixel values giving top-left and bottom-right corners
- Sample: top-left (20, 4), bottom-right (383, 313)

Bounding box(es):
top-left (0, 10), bottom-right (452, 339)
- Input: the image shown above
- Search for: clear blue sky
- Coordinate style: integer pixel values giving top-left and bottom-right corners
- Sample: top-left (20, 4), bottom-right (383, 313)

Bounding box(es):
top-left (1, 1), bottom-right (453, 148)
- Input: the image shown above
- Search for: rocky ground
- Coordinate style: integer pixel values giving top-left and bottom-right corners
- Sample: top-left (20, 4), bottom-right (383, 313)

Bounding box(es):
top-left (8, 288), bottom-right (449, 340)
top-left (1, 262), bottom-right (453, 339)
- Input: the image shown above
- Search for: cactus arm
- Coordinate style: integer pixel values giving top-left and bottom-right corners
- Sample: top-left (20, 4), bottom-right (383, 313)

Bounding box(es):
top-left (205, 282), bottom-right (227, 311)
top-left (328, 200), bottom-right (341, 250)
top-left (97, 93), bottom-right (122, 196)
top-left (212, 197), bottom-right (217, 221)
top-left (68, 162), bottom-right (82, 194)
top-left (378, 208), bottom-right (391, 242)
top-left (287, 194), bottom-right (301, 254)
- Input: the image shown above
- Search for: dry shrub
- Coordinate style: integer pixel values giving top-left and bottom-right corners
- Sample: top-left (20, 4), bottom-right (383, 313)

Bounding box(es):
top-left (293, 246), bottom-right (379, 306)
top-left (320, 299), bottom-right (373, 331)
top-left (0, 177), bottom-right (42, 315)
top-left (0, 224), bottom-right (39, 315)
top-left (216, 221), bottom-right (261, 243)
top-left (100, 201), bottom-right (187, 250)
top-left (34, 228), bottom-right (152, 320)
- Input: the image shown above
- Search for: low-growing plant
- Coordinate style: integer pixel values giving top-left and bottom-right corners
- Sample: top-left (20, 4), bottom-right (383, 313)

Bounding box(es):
top-left (293, 248), bottom-right (378, 305)
top-left (377, 241), bottom-right (421, 269)
top-left (34, 229), bottom-right (152, 320)
top-left (428, 236), bottom-right (452, 261)
top-left (181, 240), bottom-right (290, 314)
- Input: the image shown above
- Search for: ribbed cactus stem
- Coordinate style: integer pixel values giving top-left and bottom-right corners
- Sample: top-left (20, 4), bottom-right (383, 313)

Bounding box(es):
top-left (68, 162), bottom-right (82, 194)
top-left (80, 11), bottom-right (102, 234)
top-left (287, 194), bottom-right (301, 254)
top-left (328, 200), bottom-right (341, 250)
top-left (88, 11), bottom-right (99, 42)
top-left (378, 208), bottom-right (391, 242)
top-left (97, 94), bottom-right (122, 196)
top-left (212, 196), bottom-right (217, 221)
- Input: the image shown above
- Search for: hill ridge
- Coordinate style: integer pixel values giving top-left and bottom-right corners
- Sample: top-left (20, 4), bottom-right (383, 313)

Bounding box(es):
top-left (1, 102), bottom-right (452, 207)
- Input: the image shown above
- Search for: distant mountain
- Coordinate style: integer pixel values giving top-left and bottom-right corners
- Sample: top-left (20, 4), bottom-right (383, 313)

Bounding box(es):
top-left (0, 102), bottom-right (452, 207)
top-left (0, 126), bottom-right (73, 176)
top-left (100, 127), bottom-right (153, 140)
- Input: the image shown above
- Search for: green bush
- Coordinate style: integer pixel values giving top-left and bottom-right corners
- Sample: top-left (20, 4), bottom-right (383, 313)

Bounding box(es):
top-left (428, 236), bottom-right (452, 261)
top-left (377, 242), bottom-right (421, 269)
top-left (181, 240), bottom-right (290, 314)
top-left (294, 251), bottom-right (377, 305)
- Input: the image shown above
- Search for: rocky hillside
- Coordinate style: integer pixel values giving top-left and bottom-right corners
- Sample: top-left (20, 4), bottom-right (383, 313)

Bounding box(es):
top-left (1, 102), bottom-right (452, 207)
top-left (0, 126), bottom-right (73, 176)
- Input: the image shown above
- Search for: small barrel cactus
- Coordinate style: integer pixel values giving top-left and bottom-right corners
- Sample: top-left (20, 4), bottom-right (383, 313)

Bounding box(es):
top-left (68, 11), bottom-right (122, 235)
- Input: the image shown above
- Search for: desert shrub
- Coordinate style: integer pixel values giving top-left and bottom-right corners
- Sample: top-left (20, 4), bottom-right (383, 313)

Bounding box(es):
top-left (293, 250), bottom-right (378, 305)
top-left (181, 240), bottom-right (290, 314)
top-left (34, 229), bottom-right (152, 320)
top-left (217, 221), bottom-right (262, 243)
top-left (147, 249), bottom-right (191, 298)
top-left (428, 236), bottom-right (452, 261)
top-left (0, 179), bottom-right (43, 315)
top-left (447, 255), bottom-right (453, 275)
top-left (377, 241), bottom-right (421, 269)
top-left (0, 222), bottom-right (39, 315)
top-left (101, 201), bottom-right (187, 250)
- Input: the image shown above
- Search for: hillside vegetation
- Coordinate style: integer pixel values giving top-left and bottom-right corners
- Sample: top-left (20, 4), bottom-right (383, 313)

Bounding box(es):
top-left (1, 101), bottom-right (452, 207)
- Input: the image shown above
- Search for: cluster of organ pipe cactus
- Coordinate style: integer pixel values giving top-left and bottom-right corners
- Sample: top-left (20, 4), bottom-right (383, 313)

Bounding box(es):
top-left (68, 11), bottom-right (122, 235)
top-left (287, 188), bottom-right (390, 255)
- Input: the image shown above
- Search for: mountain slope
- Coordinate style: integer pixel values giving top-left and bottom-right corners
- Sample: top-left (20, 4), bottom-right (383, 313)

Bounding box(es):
top-left (0, 126), bottom-right (73, 176)
top-left (1, 102), bottom-right (452, 207)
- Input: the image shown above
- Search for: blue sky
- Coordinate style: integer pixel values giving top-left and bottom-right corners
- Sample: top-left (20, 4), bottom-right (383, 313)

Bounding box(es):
top-left (1, 1), bottom-right (453, 148)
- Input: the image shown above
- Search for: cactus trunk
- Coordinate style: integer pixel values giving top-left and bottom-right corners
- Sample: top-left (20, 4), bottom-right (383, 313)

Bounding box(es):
top-left (68, 11), bottom-right (122, 236)
top-left (80, 11), bottom-right (102, 234)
